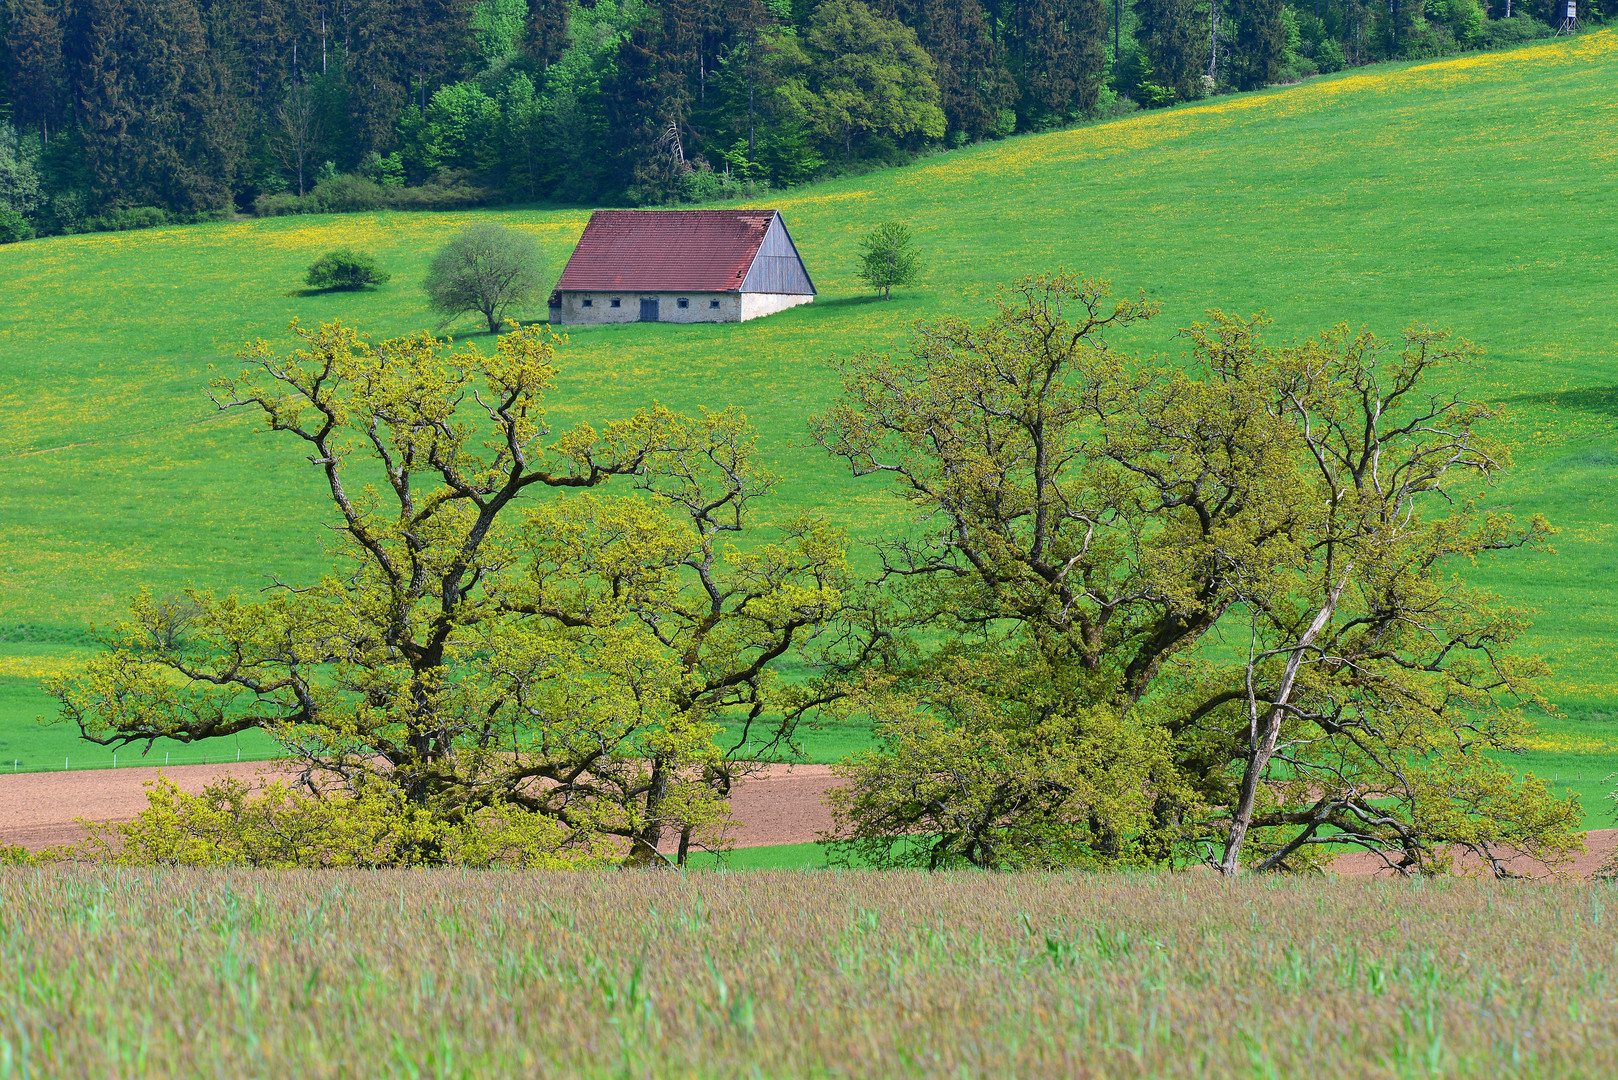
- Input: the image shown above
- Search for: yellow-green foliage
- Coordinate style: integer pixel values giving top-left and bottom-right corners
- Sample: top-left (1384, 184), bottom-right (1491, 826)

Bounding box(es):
top-left (44, 321), bottom-right (846, 863)
top-left (83, 775), bottom-right (611, 869)
top-left (819, 278), bottom-right (1585, 873)
top-left (5, 867), bottom-right (1618, 1076)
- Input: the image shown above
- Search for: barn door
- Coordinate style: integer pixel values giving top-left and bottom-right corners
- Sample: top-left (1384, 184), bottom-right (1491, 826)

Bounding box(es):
top-left (640, 297), bottom-right (659, 322)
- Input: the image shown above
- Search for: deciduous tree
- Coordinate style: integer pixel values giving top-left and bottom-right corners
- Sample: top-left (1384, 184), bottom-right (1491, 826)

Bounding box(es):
top-left (274, 81), bottom-right (324, 195)
top-left (856, 219), bottom-right (922, 299)
top-left (879, 0), bottom-right (1014, 141)
top-left (49, 321), bottom-right (847, 867)
top-left (803, 0), bottom-right (946, 160)
top-left (814, 273), bottom-right (1581, 876)
top-left (423, 222), bottom-right (543, 332)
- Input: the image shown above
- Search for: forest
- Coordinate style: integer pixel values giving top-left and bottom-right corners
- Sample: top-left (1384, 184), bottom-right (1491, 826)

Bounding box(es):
top-left (0, 0), bottom-right (1595, 238)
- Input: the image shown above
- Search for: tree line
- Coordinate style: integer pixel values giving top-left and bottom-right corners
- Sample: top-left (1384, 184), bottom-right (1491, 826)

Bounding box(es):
top-left (45, 277), bottom-right (1583, 875)
top-left (0, 0), bottom-right (1595, 238)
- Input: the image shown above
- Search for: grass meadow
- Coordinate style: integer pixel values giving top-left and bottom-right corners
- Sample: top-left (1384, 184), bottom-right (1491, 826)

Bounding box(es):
top-left (2, 867), bottom-right (1617, 1077)
top-left (0, 34), bottom-right (1616, 820)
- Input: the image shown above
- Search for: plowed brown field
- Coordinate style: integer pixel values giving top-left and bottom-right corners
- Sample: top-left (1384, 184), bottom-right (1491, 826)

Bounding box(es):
top-left (4, 762), bottom-right (1612, 876)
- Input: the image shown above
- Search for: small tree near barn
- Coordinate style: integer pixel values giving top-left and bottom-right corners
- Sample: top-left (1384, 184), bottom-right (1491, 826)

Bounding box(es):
top-left (424, 223), bottom-right (545, 333)
top-left (49, 320), bottom-right (847, 867)
top-left (856, 221), bottom-right (921, 300)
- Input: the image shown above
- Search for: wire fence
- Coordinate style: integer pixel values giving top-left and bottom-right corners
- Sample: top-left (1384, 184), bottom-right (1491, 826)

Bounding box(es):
top-left (5, 748), bottom-right (288, 776)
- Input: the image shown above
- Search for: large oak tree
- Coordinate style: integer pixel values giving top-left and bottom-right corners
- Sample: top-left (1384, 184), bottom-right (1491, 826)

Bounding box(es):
top-left (50, 321), bottom-right (846, 866)
top-left (814, 274), bottom-right (1581, 876)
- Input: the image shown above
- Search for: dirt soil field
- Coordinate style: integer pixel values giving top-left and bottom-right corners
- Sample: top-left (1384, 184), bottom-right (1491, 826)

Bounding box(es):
top-left (0, 761), bottom-right (842, 854)
top-left (4, 762), bottom-right (1612, 877)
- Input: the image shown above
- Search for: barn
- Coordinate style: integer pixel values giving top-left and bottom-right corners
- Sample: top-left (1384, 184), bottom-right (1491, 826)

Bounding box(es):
top-left (548, 209), bottom-right (816, 325)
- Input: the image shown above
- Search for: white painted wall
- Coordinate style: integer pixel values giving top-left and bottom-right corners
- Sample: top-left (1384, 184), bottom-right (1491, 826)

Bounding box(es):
top-left (739, 292), bottom-right (814, 321)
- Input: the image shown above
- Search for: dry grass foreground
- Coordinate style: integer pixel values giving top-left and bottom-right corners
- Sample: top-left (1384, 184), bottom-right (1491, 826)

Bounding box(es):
top-left (3, 868), bottom-right (1617, 1077)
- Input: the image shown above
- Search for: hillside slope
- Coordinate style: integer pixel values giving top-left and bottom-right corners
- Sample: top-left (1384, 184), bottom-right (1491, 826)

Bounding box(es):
top-left (2, 33), bottom-right (1615, 791)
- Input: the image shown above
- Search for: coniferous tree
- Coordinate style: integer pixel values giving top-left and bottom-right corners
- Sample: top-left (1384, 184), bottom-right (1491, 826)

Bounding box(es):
top-left (6, 0), bottom-right (66, 144)
top-left (524, 0), bottom-right (568, 69)
top-left (397, 0), bottom-right (471, 117)
top-left (344, 0), bottom-right (406, 154)
top-left (881, 0), bottom-right (1014, 141)
top-left (1384, 0), bottom-right (1423, 54)
top-left (1226, 0), bottom-right (1283, 89)
top-left (604, 13), bottom-right (686, 200)
top-left (219, 0), bottom-right (292, 116)
top-left (69, 0), bottom-right (242, 210)
top-left (1008, 0), bottom-right (1107, 122)
top-left (1133, 0), bottom-right (1202, 100)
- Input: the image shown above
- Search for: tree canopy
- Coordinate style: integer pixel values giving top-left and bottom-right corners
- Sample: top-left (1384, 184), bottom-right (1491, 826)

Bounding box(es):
top-left (49, 320), bottom-right (847, 866)
top-left (812, 274), bottom-right (1580, 875)
top-left (424, 223), bottom-right (546, 333)
top-left (0, 0), bottom-right (1561, 235)
top-left (856, 220), bottom-right (923, 299)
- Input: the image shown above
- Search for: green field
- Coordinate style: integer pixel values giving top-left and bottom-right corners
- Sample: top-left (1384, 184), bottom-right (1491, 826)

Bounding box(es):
top-left (5, 866), bottom-right (1618, 1076)
top-left (2, 35), bottom-right (1617, 821)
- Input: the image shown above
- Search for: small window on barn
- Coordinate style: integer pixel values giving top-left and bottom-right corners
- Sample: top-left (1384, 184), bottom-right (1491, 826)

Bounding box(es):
top-left (582, 298), bottom-right (593, 308)
top-left (677, 298), bottom-right (689, 309)
top-left (709, 299), bottom-right (720, 309)
top-left (610, 298), bottom-right (621, 308)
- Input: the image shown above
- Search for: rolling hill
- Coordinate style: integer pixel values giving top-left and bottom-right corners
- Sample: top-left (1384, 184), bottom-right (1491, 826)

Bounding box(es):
top-left (1, 32), bottom-right (1615, 817)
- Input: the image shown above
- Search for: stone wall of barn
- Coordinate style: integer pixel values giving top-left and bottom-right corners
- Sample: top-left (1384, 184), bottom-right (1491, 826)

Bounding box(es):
top-left (552, 292), bottom-right (739, 324)
top-left (551, 291), bottom-right (811, 325)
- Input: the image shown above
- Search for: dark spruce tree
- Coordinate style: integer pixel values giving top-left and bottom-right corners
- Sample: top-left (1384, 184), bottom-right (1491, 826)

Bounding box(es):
top-left (344, 0), bottom-right (409, 156)
top-left (6, 0), bottom-right (66, 143)
top-left (1008, 0), bottom-right (1108, 123)
top-left (67, 0), bottom-right (242, 211)
top-left (604, 11), bottom-right (687, 201)
top-left (1134, 0), bottom-right (1203, 101)
top-left (879, 0), bottom-right (1015, 142)
top-left (524, 0), bottom-right (569, 69)
top-left (1226, 0), bottom-right (1284, 90)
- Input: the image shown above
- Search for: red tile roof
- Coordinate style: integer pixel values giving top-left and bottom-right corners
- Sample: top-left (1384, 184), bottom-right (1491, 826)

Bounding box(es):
top-left (556, 209), bottom-right (780, 293)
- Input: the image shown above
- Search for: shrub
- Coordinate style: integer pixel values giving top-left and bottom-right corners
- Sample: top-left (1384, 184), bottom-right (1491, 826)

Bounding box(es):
top-left (1, 842), bottom-right (44, 864)
top-left (84, 775), bottom-right (610, 868)
top-left (360, 150), bottom-right (406, 187)
top-left (306, 247), bottom-right (390, 290)
top-left (0, 210), bottom-right (34, 244)
top-left (57, 205), bottom-right (229, 235)
top-left (1482, 13), bottom-right (1549, 49)
top-left (82, 206), bottom-right (172, 231)
top-left (253, 171), bottom-right (494, 217)
top-left (675, 165), bottom-right (771, 205)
